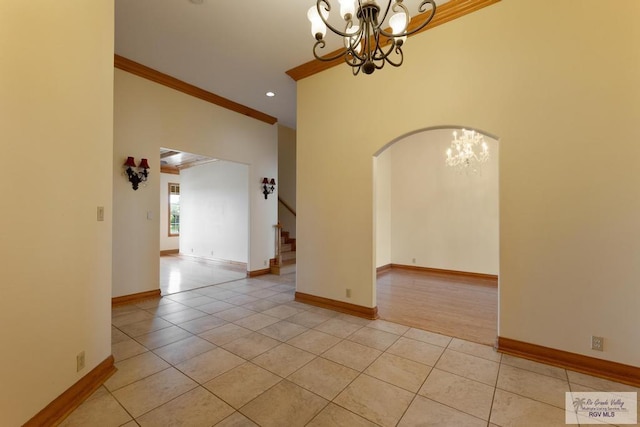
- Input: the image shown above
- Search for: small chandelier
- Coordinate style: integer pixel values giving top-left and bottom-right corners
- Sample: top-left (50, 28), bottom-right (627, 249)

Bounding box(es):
top-left (445, 129), bottom-right (489, 172)
top-left (308, 0), bottom-right (436, 75)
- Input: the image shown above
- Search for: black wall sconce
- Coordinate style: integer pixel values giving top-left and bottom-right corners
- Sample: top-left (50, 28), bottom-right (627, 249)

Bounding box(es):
top-left (262, 177), bottom-right (276, 199)
top-left (124, 157), bottom-right (150, 190)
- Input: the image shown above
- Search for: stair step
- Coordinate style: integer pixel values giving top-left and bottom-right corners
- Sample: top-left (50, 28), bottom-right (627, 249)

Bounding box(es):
top-left (271, 262), bottom-right (296, 275)
top-left (281, 251), bottom-right (296, 261)
top-left (281, 243), bottom-right (292, 252)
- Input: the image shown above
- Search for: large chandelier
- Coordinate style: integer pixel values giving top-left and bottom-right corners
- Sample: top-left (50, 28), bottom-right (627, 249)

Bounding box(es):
top-left (445, 129), bottom-right (489, 171)
top-left (307, 0), bottom-right (437, 75)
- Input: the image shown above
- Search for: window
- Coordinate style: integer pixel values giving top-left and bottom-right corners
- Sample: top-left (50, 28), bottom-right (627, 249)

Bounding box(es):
top-left (169, 183), bottom-right (180, 236)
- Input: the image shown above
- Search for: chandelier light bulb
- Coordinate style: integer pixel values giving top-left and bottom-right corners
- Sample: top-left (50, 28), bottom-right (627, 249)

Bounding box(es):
top-left (389, 12), bottom-right (407, 33)
top-left (308, 6), bottom-right (328, 40)
top-left (389, 12), bottom-right (408, 44)
top-left (338, 0), bottom-right (356, 19)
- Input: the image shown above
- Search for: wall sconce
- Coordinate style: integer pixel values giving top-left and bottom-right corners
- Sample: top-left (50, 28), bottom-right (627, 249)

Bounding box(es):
top-left (124, 157), bottom-right (150, 190)
top-left (262, 177), bottom-right (276, 199)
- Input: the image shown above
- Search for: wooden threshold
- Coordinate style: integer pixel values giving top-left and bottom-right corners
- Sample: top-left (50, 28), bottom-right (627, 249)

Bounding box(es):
top-left (112, 289), bottom-right (162, 306)
top-left (160, 249), bottom-right (179, 256)
top-left (24, 355), bottom-right (116, 426)
top-left (497, 337), bottom-right (640, 388)
top-left (385, 264), bottom-right (498, 284)
top-left (295, 292), bottom-right (378, 320)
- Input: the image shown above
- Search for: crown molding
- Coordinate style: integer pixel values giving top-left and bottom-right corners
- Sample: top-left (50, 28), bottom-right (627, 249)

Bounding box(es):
top-left (114, 55), bottom-right (277, 125)
top-left (286, 0), bottom-right (501, 81)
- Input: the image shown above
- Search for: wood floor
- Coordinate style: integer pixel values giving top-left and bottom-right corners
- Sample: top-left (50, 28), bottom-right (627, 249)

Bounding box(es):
top-left (376, 268), bottom-right (497, 346)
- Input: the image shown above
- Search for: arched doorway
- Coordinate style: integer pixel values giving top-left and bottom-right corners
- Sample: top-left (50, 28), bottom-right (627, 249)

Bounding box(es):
top-left (373, 126), bottom-right (499, 345)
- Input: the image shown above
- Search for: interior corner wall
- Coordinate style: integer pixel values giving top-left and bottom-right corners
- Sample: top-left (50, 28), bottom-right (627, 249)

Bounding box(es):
top-left (374, 153), bottom-right (391, 268)
top-left (160, 172), bottom-right (180, 252)
top-left (297, 0), bottom-right (640, 366)
top-left (0, 1), bottom-right (114, 424)
top-left (386, 129), bottom-right (499, 275)
top-left (278, 124), bottom-right (297, 238)
top-left (113, 69), bottom-right (277, 298)
top-left (180, 161), bottom-right (249, 263)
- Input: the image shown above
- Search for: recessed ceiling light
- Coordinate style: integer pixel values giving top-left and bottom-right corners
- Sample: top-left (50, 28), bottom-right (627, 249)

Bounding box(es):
top-left (266, 91), bottom-right (275, 97)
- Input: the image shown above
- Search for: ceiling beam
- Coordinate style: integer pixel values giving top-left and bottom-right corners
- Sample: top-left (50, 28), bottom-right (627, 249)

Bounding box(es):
top-left (115, 55), bottom-right (278, 125)
top-left (160, 150), bottom-right (181, 159)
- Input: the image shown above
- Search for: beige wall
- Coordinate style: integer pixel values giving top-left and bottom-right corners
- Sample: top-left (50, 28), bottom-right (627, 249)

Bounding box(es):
top-left (0, 1), bottom-right (114, 424)
top-left (278, 125), bottom-right (297, 237)
top-left (297, 1), bottom-right (640, 366)
top-left (113, 70), bottom-right (277, 297)
top-left (180, 161), bottom-right (249, 263)
top-left (374, 152), bottom-right (392, 268)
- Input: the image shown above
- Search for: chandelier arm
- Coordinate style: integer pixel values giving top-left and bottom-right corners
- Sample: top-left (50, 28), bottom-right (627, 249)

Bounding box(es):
top-left (316, 0), bottom-right (355, 38)
top-left (348, 57), bottom-right (362, 75)
top-left (417, 0), bottom-right (436, 14)
top-left (344, 22), bottom-right (367, 62)
top-left (371, 32), bottom-right (392, 60)
top-left (312, 40), bottom-right (349, 62)
top-left (384, 2), bottom-right (410, 36)
top-left (376, 0), bottom-right (394, 30)
top-left (346, 47), bottom-right (367, 63)
top-left (378, 0), bottom-right (436, 38)
top-left (345, 49), bottom-right (366, 67)
top-left (370, 36), bottom-right (403, 68)
top-left (382, 45), bottom-right (404, 67)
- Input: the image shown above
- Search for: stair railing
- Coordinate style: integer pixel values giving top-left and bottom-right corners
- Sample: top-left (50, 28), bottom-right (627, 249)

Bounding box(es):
top-left (278, 196), bottom-right (296, 217)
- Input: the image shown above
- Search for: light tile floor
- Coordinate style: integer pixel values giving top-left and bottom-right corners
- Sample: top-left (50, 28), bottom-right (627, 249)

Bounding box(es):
top-left (160, 255), bottom-right (246, 295)
top-left (63, 273), bottom-right (639, 426)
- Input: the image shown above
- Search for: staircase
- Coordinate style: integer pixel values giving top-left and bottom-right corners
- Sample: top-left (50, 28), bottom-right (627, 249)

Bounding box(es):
top-left (270, 229), bottom-right (296, 275)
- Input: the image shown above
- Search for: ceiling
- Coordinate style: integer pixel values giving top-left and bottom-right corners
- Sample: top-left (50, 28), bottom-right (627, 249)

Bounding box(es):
top-left (115, 0), bottom-right (451, 129)
top-left (160, 148), bottom-right (218, 173)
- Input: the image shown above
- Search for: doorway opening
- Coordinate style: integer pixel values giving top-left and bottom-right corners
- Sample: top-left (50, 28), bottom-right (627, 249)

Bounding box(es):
top-left (159, 148), bottom-right (248, 294)
top-left (373, 127), bottom-right (499, 345)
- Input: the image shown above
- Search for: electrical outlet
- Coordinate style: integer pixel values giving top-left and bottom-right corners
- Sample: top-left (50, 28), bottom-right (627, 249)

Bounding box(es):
top-left (346, 288), bottom-right (352, 298)
top-left (264, 260), bottom-right (267, 266)
top-left (77, 351), bottom-right (85, 372)
top-left (591, 336), bottom-right (604, 351)
top-left (412, 258), bottom-right (416, 264)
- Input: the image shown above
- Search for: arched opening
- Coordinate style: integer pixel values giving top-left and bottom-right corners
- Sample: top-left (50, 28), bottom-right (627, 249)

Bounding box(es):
top-left (373, 126), bottom-right (499, 345)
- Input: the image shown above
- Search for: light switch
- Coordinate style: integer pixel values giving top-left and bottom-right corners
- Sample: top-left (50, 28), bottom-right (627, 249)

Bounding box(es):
top-left (147, 211), bottom-right (153, 220)
top-left (97, 206), bottom-right (104, 222)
